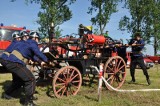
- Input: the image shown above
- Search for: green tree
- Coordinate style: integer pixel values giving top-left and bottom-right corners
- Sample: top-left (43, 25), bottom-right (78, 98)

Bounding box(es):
top-left (119, 0), bottom-right (160, 55)
top-left (119, 0), bottom-right (147, 36)
top-left (11, 0), bottom-right (76, 42)
top-left (88, 0), bottom-right (119, 34)
top-left (143, 0), bottom-right (160, 55)
top-left (37, 0), bottom-right (77, 43)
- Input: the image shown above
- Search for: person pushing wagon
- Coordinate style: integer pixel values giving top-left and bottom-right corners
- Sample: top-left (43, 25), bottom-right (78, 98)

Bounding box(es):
top-left (0, 31), bottom-right (48, 106)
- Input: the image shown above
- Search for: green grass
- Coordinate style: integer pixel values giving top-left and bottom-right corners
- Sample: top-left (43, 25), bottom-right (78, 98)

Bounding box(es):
top-left (0, 65), bottom-right (160, 106)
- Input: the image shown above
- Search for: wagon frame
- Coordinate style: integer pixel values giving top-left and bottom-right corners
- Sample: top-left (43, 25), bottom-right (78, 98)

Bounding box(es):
top-left (33, 27), bottom-right (127, 98)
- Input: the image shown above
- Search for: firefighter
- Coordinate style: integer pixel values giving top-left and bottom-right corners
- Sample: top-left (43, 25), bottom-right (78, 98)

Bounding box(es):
top-left (20, 30), bottom-right (29, 41)
top-left (0, 31), bottom-right (21, 72)
top-left (0, 31), bottom-right (21, 60)
top-left (0, 31), bottom-right (37, 101)
top-left (0, 32), bottom-right (23, 96)
top-left (128, 33), bottom-right (151, 85)
top-left (1, 31), bottom-right (48, 106)
top-left (0, 31), bottom-right (21, 74)
top-left (20, 30), bottom-right (36, 72)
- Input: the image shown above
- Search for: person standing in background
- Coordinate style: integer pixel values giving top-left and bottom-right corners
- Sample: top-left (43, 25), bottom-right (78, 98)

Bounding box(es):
top-left (128, 33), bottom-right (151, 85)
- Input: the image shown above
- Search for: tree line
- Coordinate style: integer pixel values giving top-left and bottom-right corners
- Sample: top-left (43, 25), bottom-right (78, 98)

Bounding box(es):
top-left (11, 0), bottom-right (160, 55)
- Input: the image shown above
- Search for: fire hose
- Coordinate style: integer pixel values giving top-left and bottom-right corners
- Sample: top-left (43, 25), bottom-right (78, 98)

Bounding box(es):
top-left (91, 65), bottom-right (160, 92)
top-left (90, 65), bottom-right (160, 102)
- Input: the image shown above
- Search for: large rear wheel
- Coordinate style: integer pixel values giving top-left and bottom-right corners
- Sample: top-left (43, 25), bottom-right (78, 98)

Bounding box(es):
top-left (104, 56), bottom-right (126, 90)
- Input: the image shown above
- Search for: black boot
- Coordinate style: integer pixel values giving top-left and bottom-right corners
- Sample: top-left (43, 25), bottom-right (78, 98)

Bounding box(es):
top-left (2, 92), bottom-right (14, 100)
top-left (23, 96), bottom-right (37, 106)
top-left (146, 78), bottom-right (151, 85)
top-left (146, 75), bottom-right (151, 85)
top-left (131, 76), bottom-right (135, 82)
top-left (129, 76), bottom-right (135, 84)
top-left (23, 101), bottom-right (37, 106)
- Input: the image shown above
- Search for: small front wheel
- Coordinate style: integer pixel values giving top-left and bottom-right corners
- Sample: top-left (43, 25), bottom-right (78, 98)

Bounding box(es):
top-left (52, 66), bottom-right (82, 98)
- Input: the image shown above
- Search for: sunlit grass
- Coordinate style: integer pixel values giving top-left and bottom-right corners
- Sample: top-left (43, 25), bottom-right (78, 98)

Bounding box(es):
top-left (0, 65), bottom-right (160, 106)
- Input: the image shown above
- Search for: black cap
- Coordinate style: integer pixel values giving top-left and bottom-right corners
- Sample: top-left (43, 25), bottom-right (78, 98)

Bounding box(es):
top-left (134, 32), bottom-right (141, 37)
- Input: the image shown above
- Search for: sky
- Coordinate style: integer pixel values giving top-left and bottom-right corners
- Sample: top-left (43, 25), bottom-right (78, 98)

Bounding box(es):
top-left (0, 0), bottom-right (157, 55)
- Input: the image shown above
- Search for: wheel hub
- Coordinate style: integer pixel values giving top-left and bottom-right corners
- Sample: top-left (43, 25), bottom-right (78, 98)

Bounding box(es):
top-left (65, 78), bottom-right (71, 87)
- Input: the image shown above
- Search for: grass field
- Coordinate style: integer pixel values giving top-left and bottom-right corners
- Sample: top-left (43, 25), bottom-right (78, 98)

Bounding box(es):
top-left (0, 65), bottom-right (160, 106)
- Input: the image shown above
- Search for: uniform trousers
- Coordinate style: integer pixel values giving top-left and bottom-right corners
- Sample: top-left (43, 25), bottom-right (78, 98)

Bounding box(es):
top-left (130, 56), bottom-right (149, 81)
top-left (1, 59), bottom-right (36, 98)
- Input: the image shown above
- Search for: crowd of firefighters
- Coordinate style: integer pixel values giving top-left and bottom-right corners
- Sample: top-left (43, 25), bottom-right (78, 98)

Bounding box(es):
top-left (0, 27), bottom-right (151, 106)
top-left (0, 30), bottom-right (48, 106)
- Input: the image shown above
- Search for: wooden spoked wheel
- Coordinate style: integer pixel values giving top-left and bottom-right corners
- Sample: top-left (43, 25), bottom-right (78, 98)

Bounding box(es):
top-left (53, 66), bottom-right (82, 98)
top-left (104, 56), bottom-right (126, 90)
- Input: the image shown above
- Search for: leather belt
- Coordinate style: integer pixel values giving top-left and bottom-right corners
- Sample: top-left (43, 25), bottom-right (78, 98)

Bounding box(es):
top-left (11, 50), bottom-right (28, 64)
top-left (3, 52), bottom-right (10, 56)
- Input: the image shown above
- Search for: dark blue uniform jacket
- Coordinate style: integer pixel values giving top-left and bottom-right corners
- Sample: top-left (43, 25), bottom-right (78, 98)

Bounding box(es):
top-left (6, 39), bottom-right (48, 65)
top-left (129, 39), bottom-right (144, 57)
top-left (0, 40), bottom-right (18, 60)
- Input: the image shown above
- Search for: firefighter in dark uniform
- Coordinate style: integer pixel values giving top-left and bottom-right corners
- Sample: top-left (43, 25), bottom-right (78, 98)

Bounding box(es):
top-left (0, 31), bottom-right (21, 60)
top-left (20, 30), bottom-right (29, 41)
top-left (1, 31), bottom-right (48, 106)
top-left (0, 32), bottom-right (22, 73)
top-left (0, 32), bottom-right (22, 99)
top-left (129, 33), bottom-right (151, 85)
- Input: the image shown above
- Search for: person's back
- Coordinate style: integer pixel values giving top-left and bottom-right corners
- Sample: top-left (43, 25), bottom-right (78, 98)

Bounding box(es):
top-left (6, 38), bottom-right (48, 65)
top-left (0, 32), bottom-right (21, 60)
top-left (1, 31), bottom-right (48, 106)
top-left (1, 40), bottom-right (18, 59)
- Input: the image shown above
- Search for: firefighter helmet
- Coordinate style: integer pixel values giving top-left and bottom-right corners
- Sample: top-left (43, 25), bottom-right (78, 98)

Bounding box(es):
top-left (29, 31), bottom-right (40, 38)
top-left (12, 31), bottom-right (21, 38)
top-left (20, 30), bottom-right (29, 37)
